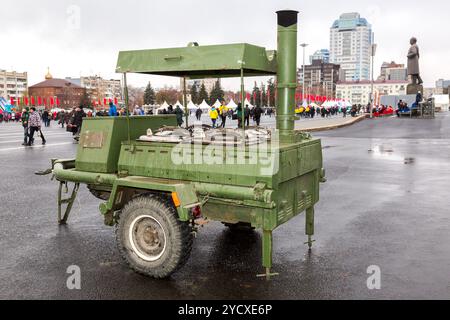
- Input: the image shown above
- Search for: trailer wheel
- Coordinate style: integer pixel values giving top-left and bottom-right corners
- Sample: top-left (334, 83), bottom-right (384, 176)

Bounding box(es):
top-left (223, 222), bottom-right (256, 232)
top-left (115, 195), bottom-right (193, 279)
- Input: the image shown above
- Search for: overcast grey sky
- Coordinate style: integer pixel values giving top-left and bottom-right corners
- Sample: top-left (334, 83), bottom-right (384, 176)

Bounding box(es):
top-left (1, 0), bottom-right (449, 90)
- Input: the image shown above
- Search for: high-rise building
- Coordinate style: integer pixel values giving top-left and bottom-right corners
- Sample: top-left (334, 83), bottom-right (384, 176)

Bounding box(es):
top-left (298, 60), bottom-right (340, 98)
top-left (378, 61), bottom-right (407, 81)
top-left (0, 69), bottom-right (28, 99)
top-left (309, 49), bottom-right (330, 64)
top-left (329, 12), bottom-right (373, 82)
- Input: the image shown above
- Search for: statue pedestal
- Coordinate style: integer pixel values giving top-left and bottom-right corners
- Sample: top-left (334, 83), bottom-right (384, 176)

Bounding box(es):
top-left (407, 84), bottom-right (423, 95)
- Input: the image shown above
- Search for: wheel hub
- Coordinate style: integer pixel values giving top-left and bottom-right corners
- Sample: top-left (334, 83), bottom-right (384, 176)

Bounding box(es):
top-left (130, 215), bottom-right (167, 262)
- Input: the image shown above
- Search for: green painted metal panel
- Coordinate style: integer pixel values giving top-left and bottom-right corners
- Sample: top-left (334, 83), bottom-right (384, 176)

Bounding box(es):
top-left (116, 43), bottom-right (277, 78)
top-left (76, 116), bottom-right (176, 173)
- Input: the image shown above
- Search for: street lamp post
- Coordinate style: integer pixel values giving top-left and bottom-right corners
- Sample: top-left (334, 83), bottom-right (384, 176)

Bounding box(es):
top-left (300, 43), bottom-right (308, 105)
top-left (370, 43), bottom-right (377, 119)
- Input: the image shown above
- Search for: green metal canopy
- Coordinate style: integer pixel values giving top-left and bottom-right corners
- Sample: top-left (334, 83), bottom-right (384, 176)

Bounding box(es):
top-left (116, 43), bottom-right (277, 79)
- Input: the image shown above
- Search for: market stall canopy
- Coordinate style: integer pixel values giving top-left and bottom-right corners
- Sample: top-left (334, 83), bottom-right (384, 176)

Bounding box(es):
top-left (116, 43), bottom-right (277, 79)
top-left (227, 99), bottom-right (238, 110)
top-left (158, 101), bottom-right (170, 111)
top-left (174, 101), bottom-right (184, 109)
top-left (187, 101), bottom-right (198, 110)
top-left (213, 100), bottom-right (222, 108)
top-left (199, 100), bottom-right (210, 110)
top-left (244, 99), bottom-right (254, 109)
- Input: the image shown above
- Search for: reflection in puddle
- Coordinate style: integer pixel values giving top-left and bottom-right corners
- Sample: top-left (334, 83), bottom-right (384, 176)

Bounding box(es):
top-left (369, 144), bottom-right (415, 165)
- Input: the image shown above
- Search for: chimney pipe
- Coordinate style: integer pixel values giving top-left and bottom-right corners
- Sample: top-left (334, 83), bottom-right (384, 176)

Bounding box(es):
top-left (276, 10), bottom-right (298, 143)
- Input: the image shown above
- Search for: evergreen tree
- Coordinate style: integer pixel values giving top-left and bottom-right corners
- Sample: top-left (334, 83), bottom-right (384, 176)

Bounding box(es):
top-left (261, 83), bottom-right (267, 107)
top-left (209, 79), bottom-right (224, 105)
top-left (144, 82), bottom-right (156, 105)
top-left (267, 78), bottom-right (276, 107)
top-left (198, 82), bottom-right (209, 104)
top-left (190, 82), bottom-right (200, 104)
top-left (251, 82), bottom-right (262, 107)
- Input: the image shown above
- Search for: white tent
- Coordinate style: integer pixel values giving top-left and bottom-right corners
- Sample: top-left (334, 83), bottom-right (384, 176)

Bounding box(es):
top-left (199, 100), bottom-right (211, 111)
top-left (213, 100), bottom-right (222, 108)
top-left (174, 101), bottom-right (184, 109)
top-left (156, 101), bottom-right (169, 114)
top-left (187, 101), bottom-right (198, 110)
top-left (244, 98), bottom-right (254, 109)
top-left (158, 101), bottom-right (169, 110)
top-left (432, 94), bottom-right (449, 112)
top-left (226, 99), bottom-right (238, 110)
top-left (310, 103), bottom-right (320, 108)
top-left (343, 100), bottom-right (352, 107)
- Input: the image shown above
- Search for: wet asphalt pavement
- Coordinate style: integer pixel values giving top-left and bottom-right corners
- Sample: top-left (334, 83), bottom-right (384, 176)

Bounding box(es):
top-left (0, 114), bottom-right (449, 300)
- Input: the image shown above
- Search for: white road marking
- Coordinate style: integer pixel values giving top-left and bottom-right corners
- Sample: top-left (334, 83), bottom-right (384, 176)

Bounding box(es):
top-left (0, 142), bottom-right (74, 152)
top-left (0, 132), bottom-right (69, 138)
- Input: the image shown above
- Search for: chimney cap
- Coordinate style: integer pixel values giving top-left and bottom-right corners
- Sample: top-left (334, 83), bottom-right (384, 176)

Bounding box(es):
top-left (276, 10), bottom-right (299, 27)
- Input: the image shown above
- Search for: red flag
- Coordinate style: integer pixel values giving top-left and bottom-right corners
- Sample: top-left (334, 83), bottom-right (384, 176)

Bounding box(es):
top-left (56, 98), bottom-right (60, 106)
top-left (24, 97), bottom-right (29, 105)
top-left (114, 98), bottom-right (118, 105)
top-left (246, 93), bottom-right (251, 101)
top-left (31, 96), bottom-right (35, 105)
top-left (50, 97), bottom-right (54, 106)
top-left (10, 97), bottom-right (15, 105)
top-left (103, 98), bottom-right (107, 105)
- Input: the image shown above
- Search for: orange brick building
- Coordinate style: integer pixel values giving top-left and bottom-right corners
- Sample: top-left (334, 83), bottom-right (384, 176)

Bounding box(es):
top-left (28, 70), bottom-right (86, 109)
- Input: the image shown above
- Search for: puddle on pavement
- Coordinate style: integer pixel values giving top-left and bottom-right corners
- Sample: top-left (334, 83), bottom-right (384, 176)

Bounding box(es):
top-left (369, 144), bottom-right (415, 165)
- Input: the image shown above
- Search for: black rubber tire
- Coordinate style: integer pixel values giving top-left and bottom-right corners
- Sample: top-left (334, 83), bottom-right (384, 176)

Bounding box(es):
top-left (223, 222), bottom-right (256, 232)
top-left (115, 195), bottom-right (193, 279)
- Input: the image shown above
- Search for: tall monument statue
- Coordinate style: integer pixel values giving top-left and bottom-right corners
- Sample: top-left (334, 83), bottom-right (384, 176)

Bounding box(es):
top-left (407, 37), bottom-right (423, 85)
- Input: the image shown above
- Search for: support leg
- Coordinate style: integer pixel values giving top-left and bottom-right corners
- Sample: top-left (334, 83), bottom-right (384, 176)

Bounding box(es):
top-left (57, 182), bottom-right (80, 225)
top-left (305, 207), bottom-right (315, 250)
top-left (257, 230), bottom-right (279, 280)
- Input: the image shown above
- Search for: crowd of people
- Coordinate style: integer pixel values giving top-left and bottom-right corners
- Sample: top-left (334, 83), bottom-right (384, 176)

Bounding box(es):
top-left (3, 96), bottom-right (419, 148)
top-left (295, 105), bottom-right (364, 119)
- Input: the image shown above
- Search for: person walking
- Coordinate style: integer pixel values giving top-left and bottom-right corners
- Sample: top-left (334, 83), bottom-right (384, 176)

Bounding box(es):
top-left (21, 108), bottom-right (30, 146)
top-left (69, 106), bottom-right (86, 141)
top-left (42, 110), bottom-right (49, 127)
top-left (244, 105), bottom-right (251, 127)
top-left (175, 105), bottom-right (184, 127)
top-left (58, 111), bottom-right (65, 128)
top-left (209, 106), bottom-right (219, 129)
top-left (109, 102), bottom-right (118, 117)
top-left (219, 102), bottom-right (228, 128)
top-left (236, 103), bottom-right (243, 128)
top-left (195, 107), bottom-right (203, 121)
top-left (27, 107), bottom-right (46, 146)
top-left (253, 105), bottom-right (263, 126)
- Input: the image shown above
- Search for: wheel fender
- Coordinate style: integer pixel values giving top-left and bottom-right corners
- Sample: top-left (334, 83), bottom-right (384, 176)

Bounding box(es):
top-left (101, 177), bottom-right (200, 222)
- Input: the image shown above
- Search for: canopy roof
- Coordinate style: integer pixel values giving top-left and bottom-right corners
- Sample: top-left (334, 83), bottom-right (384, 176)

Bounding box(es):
top-left (227, 99), bottom-right (238, 110)
top-left (116, 43), bottom-right (277, 79)
top-left (187, 101), bottom-right (198, 110)
top-left (199, 100), bottom-right (211, 110)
